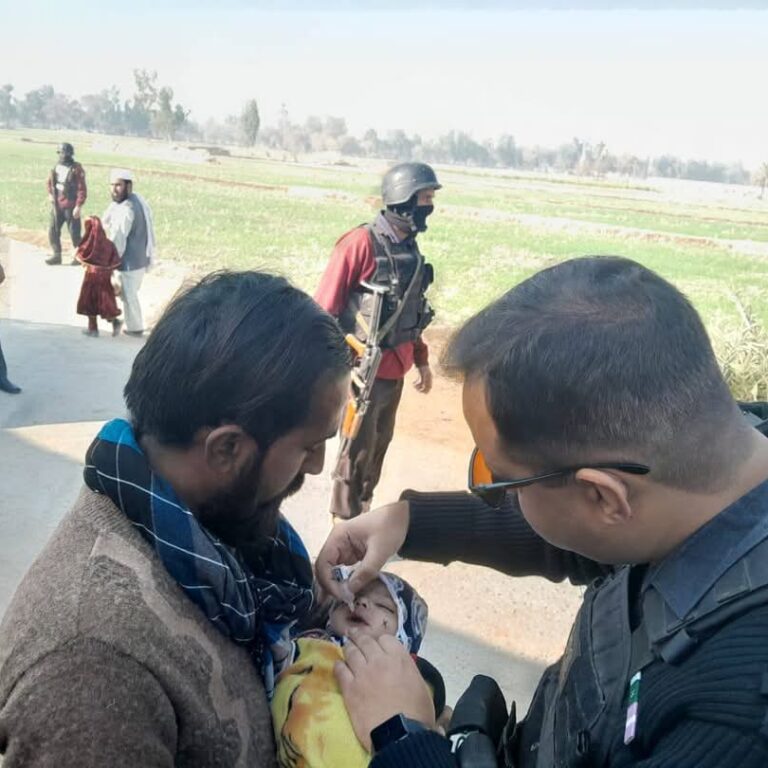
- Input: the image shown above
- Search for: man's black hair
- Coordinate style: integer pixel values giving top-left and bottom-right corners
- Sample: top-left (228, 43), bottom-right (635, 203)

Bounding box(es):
top-left (443, 256), bottom-right (745, 491)
top-left (124, 271), bottom-right (350, 447)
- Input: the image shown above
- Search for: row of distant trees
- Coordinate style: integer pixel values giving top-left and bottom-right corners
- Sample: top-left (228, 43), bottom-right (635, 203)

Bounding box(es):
top-left (261, 117), bottom-right (753, 185)
top-left (0, 72), bottom-right (192, 141)
top-left (0, 73), bottom-right (758, 186)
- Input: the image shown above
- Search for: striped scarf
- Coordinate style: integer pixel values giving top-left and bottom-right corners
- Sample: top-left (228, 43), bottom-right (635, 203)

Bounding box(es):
top-left (83, 418), bottom-right (313, 697)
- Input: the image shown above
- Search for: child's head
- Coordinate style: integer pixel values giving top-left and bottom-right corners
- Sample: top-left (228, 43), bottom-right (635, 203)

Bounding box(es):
top-left (327, 571), bottom-right (428, 653)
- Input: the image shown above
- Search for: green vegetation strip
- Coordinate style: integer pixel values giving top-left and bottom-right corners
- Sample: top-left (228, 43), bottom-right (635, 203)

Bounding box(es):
top-left (2, 129), bottom-right (767, 395)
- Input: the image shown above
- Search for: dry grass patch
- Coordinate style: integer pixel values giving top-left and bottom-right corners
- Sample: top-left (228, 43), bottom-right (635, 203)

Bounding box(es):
top-left (713, 292), bottom-right (768, 401)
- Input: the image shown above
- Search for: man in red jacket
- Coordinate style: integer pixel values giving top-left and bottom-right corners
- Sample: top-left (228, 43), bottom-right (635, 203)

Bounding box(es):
top-left (45, 142), bottom-right (87, 266)
top-left (315, 162), bottom-right (441, 520)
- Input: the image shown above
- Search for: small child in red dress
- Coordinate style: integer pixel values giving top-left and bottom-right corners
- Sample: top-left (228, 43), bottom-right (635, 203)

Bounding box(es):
top-left (75, 216), bottom-right (123, 337)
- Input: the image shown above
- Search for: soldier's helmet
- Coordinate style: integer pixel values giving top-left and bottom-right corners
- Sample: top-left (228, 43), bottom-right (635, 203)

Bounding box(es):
top-left (381, 162), bottom-right (441, 207)
top-left (57, 142), bottom-right (74, 157)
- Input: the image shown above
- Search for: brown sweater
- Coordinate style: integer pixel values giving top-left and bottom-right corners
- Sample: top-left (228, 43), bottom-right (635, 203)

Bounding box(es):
top-left (0, 488), bottom-right (277, 767)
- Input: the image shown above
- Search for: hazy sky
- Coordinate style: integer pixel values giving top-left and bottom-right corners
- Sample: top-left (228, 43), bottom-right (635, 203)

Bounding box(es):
top-left (2, 1), bottom-right (765, 167)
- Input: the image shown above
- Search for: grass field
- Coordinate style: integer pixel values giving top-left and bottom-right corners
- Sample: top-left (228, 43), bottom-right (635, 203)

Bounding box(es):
top-left (1, 128), bottom-right (767, 397)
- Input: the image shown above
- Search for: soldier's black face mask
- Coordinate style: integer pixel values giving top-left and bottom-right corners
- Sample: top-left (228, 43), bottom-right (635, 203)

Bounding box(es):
top-left (386, 196), bottom-right (434, 235)
top-left (411, 204), bottom-right (434, 232)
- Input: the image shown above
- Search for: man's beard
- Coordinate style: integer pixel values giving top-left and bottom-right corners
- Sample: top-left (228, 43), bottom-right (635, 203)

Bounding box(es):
top-left (196, 454), bottom-right (305, 553)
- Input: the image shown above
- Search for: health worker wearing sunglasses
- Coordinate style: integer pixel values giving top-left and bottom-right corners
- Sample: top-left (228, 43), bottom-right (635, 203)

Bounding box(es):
top-left (318, 256), bottom-right (768, 768)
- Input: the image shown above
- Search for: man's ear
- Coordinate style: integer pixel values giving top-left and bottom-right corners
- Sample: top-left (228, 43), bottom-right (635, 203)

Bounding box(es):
top-left (574, 468), bottom-right (633, 526)
top-left (202, 425), bottom-right (258, 477)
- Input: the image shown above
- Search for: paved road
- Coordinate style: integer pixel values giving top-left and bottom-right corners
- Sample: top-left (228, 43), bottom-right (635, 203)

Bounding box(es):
top-left (0, 236), bottom-right (582, 714)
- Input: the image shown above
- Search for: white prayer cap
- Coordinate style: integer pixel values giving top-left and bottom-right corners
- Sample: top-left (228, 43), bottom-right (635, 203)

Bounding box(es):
top-left (109, 168), bottom-right (134, 184)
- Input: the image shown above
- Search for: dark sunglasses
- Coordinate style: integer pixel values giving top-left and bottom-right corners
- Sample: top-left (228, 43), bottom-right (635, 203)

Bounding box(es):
top-left (468, 447), bottom-right (650, 509)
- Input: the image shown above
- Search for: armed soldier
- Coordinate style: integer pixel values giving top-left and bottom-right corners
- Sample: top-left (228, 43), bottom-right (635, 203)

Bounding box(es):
top-left (45, 142), bottom-right (87, 266)
top-left (315, 163), bottom-right (441, 521)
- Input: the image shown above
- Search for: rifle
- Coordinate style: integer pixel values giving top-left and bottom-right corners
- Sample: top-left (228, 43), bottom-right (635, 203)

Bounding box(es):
top-left (333, 280), bottom-right (390, 482)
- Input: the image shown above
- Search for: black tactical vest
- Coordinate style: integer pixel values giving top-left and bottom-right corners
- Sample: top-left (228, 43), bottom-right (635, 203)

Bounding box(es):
top-left (504, 481), bottom-right (768, 768)
top-left (339, 220), bottom-right (434, 349)
top-left (509, 564), bottom-right (636, 768)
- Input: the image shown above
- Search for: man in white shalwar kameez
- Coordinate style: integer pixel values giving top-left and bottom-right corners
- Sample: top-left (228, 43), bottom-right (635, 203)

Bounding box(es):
top-left (102, 169), bottom-right (156, 336)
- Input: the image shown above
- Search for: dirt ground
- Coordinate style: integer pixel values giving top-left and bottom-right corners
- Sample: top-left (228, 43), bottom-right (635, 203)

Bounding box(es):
top-left (397, 326), bottom-right (470, 446)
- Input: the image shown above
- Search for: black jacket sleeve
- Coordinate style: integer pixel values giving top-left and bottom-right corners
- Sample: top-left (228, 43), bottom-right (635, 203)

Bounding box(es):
top-left (399, 489), bottom-right (609, 586)
top-left (370, 731), bottom-right (455, 767)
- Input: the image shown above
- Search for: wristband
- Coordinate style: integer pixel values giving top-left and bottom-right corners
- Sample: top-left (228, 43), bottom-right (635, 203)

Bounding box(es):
top-left (370, 713), bottom-right (429, 753)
